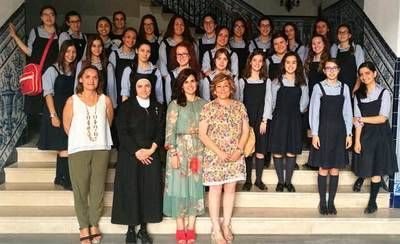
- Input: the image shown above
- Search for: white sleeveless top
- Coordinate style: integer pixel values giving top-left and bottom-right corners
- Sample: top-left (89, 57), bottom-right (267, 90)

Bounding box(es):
top-left (68, 94), bottom-right (113, 154)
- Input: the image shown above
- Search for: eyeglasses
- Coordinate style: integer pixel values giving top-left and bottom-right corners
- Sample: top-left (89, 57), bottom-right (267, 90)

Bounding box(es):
top-left (324, 66), bottom-right (339, 71)
top-left (177, 53), bottom-right (189, 58)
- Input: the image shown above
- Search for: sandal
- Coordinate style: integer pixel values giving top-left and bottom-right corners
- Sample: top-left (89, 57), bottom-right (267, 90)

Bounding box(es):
top-left (176, 229), bottom-right (186, 244)
top-left (222, 225), bottom-right (234, 243)
top-left (90, 226), bottom-right (102, 244)
top-left (186, 229), bottom-right (196, 244)
top-left (80, 235), bottom-right (92, 244)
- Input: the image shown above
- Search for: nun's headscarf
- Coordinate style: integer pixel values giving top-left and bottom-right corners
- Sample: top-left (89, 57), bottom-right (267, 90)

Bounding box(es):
top-left (131, 77), bottom-right (151, 98)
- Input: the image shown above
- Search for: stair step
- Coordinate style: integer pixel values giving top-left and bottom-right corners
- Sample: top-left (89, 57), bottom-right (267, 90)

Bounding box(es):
top-left (16, 147), bottom-right (310, 164)
top-left (0, 206), bottom-right (399, 234)
top-left (5, 164), bottom-right (365, 185)
top-left (0, 183), bottom-right (389, 208)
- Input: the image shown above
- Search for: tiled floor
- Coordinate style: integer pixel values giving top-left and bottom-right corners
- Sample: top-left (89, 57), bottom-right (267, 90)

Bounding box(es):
top-left (0, 234), bottom-right (400, 244)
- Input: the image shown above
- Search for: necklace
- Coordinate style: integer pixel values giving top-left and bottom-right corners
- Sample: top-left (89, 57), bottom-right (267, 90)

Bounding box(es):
top-left (86, 104), bottom-right (98, 142)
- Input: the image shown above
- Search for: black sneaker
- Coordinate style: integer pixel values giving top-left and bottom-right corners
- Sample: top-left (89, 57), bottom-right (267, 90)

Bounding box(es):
top-left (137, 229), bottom-right (153, 244)
top-left (254, 181), bottom-right (267, 191)
top-left (275, 183), bottom-right (284, 192)
top-left (364, 201), bottom-right (378, 214)
top-left (242, 181), bottom-right (252, 191)
top-left (353, 177), bottom-right (364, 192)
top-left (284, 183), bottom-right (296, 192)
top-left (327, 202), bottom-right (337, 215)
top-left (125, 227), bottom-right (136, 243)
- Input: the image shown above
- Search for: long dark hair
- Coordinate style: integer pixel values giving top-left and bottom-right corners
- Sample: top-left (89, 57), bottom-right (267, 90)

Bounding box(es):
top-left (138, 14), bottom-right (160, 39)
top-left (279, 51), bottom-right (306, 86)
top-left (169, 41), bottom-right (200, 73)
top-left (242, 50), bottom-right (267, 79)
top-left (75, 65), bottom-right (103, 94)
top-left (130, 40), bottom-right (152, 81)
top-left (163, 15), bottom-right (195, 44)
top-left (356, 61), bottom-right (377, 99)
top-left (96, 16), bottom-right (112, 35)
top-left (336, 23), bottom-right (355, 54)
top-left (57, 40), bottom-right (77, 74)
top-left (214, 26), bottom-right (230, 48)
top-left (83, 35), bottom-right (107, 71)
top-left (39, 5), bottom-right (57, 26)
top-left (231, 17), bottom-right (249, 41)
top-left (304, 34), bottom-right (330, 74)
top-left (282, 22), bottom-right (302, 45)
top-left (312, 18), bottom-right (332, 44)
top-left (211, 48), bottom-right (231, 72)
top-left (172, 68), bottom-right (200, 106)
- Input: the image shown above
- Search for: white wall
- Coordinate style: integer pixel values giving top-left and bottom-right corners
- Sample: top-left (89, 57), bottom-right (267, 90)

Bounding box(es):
top-left (0, 0), bottom-right (24, 26)
top-left (364, 0), bottom-right (400, 56)
top-left (245, 0), bottom-right (321, 16)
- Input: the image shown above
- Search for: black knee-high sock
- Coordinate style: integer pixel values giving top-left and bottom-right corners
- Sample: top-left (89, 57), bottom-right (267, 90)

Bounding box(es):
top-left (245, 156), bottom-right (253, 183)
top-left (328, 175), bottom-right (339, 205)
top-left (255, 157), bottom-right (264, 184)
top-left (59, 157), bottom-right (71, 185)
top-left (369, 182), bottom-right (380, 205)
top-left (55, 155), bottom-right (62, 182)
top-left (274, 157), bottom-right (284, 184)
top-left (318, 174), bottom-right (327, 205)
top-left (285, 156), bottom-right (296, 184)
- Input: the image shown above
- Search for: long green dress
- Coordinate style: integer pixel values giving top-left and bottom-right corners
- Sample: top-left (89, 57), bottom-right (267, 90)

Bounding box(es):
top-left (163, 98), bottom-right (207, 218)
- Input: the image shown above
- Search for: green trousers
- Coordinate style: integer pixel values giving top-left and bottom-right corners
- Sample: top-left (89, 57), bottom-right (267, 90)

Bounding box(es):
top-left (69, 150), bottom-right (110, 229)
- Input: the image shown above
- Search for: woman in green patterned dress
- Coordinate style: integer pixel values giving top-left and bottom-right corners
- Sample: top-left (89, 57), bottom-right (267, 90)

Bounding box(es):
top-left (163, 68), bottom-right (207, 244)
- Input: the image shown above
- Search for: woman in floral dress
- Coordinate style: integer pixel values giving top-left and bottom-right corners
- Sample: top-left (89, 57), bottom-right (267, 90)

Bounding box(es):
top-left (163, 68), bottom-right (207, 244)
top-left (199, 72), bottom-right (250, 244)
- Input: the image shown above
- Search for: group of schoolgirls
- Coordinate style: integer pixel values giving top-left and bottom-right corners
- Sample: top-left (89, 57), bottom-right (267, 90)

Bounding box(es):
top-left (9, 5), bottom-right (398, 219)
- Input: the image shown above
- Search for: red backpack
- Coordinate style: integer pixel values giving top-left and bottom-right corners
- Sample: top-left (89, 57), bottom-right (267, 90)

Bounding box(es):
top-left (19, 32), bottom-right (55, 96)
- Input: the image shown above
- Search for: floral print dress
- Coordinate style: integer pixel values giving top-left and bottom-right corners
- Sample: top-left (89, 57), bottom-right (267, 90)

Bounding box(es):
top-left (163, 98), bottom-right (207, 218)
top-left (199, 99), bottom-right (248, 186)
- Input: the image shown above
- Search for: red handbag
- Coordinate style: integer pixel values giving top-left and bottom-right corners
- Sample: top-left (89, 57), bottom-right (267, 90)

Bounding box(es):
top-left (19, 32), bottom-right (55, 96)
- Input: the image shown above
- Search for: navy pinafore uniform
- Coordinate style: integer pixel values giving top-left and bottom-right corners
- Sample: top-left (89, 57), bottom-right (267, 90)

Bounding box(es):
top-left (198, 38), bottom-right (214, 65)
top-left (308, 82), bottom-right (349, 168)
top-left (337, 48), bottom-right (357, 93)
top-left (268, 57), bottom-right (281, 81)
top-left (69, 33), bottom-right (86, 61)
top-left (114, 51), bottom-right (135, 107)
top-left (230, 42), bottom-right (249, 78)
top-left (243, 78), bottom-right (268, 153)
top-left (268, 81), bottom-right (302, 154)
top-left (352, 89), bottom-right (398, 177)
top-left (38, 65), bottom-right (74, 150)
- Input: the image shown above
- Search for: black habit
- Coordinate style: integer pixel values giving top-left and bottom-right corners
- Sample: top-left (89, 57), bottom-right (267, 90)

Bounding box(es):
top-left (111, 96), bottom-right (164, 225)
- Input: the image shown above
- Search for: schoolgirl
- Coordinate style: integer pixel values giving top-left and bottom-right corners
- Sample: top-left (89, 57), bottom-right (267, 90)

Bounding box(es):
top-left (75, 35), bottom-right (117, 108)
top-left (308, 58), bottom-right (353, 215)
top-left (108, 27), bottom-right (137, 107)
top-left (159, 15), bottom-right (196, 78)
top-left (238, 50), bottom-right (272, 191)
top-left (200, 48), bottom-right (239, 101)
top-left (59, 11), bottom-right (87, 62)
top-left (138, 14), bottom-right (161, 66)
top-left (38, 40), bottom-right (77, 190)
top-left (96, 16), bottom-right (116, 57)
top-left (312, 18), bottom-right (334, 48)
top-left (267, 51), bottom-right (309, 192)
top-left (202, 26), bottom-right (239, 77)
top-left (110, 11), bottom-right (126, 46)
top-left (229, 17), bottom-right (250, 78)
top-left (283, 22), bottom-right (306, 63)
top-left (303, 34), bottom-right (330, 148)
top-left (121, 40), bottom-right (164, 104)
top-left (165, 41), bottom-right (200, 104)
top-left (330, 24), bottom-right (365, 94)
top-left (352, 61), bottom-right (398, 214)
top-left (266, 32), bottom-right (289, 81)
top-left (9, 5), bottom-right (59, 132)
top-left (198, 14), bottom-right (217, 65)
top-left (249, 15), bottom-right (274, 58)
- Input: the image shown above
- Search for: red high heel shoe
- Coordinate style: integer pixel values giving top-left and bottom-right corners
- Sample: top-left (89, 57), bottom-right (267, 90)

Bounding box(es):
top-left (176, 229), bottom-right (186, 244)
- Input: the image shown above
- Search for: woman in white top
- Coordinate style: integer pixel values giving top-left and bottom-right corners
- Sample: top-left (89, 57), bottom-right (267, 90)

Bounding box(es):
top-left (63, 65), bottom-right (113, 244)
